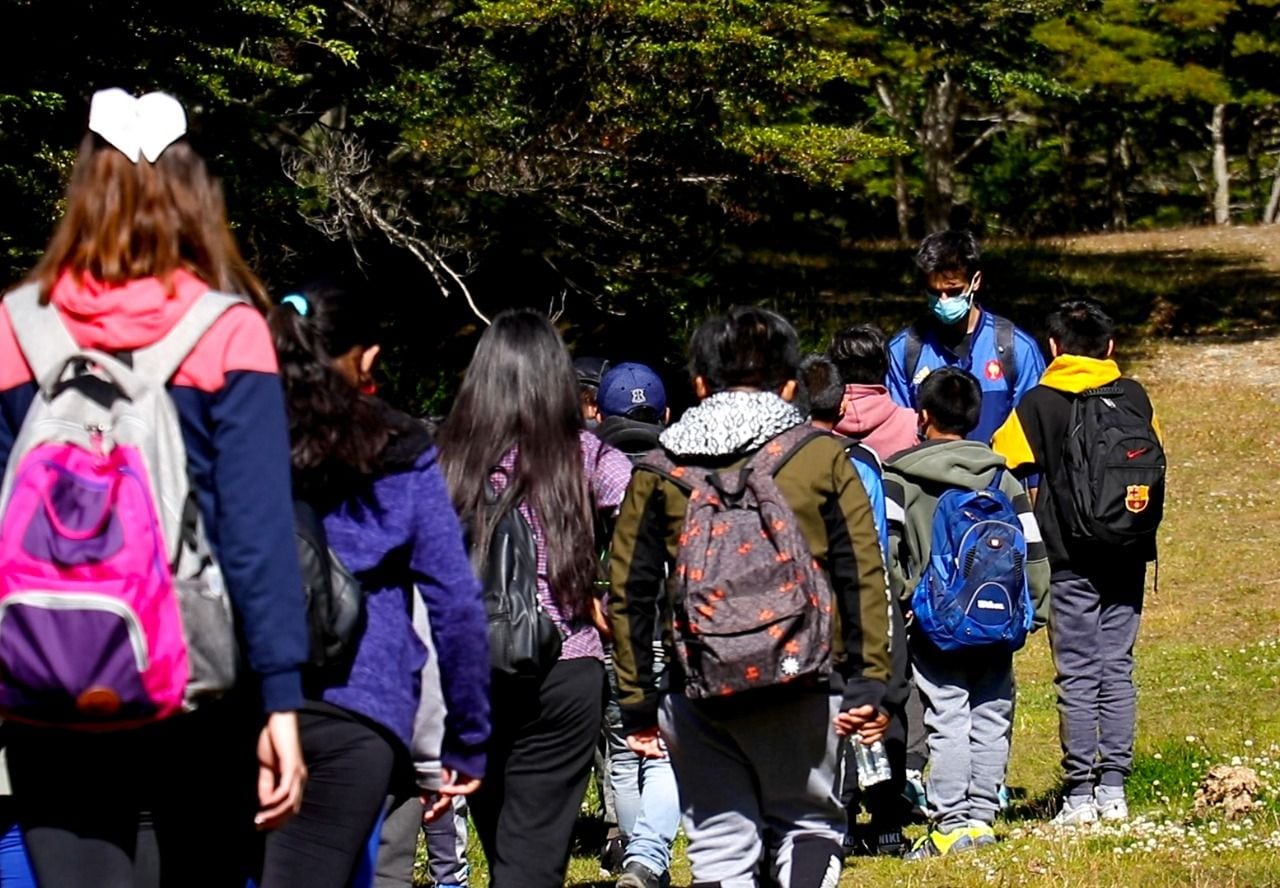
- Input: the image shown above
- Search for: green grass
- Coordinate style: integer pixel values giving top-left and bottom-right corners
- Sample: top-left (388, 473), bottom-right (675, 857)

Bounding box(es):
top-left (423, 228), bottom-right (1280, 886)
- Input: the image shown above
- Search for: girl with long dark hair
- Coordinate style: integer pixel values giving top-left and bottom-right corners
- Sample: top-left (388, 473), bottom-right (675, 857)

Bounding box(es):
top-left (0, 88), bottom-right (306, 886)
top-left (437, 309), bottom-right (633, 888)
top-left (261, 282), bottom-right (490, 888)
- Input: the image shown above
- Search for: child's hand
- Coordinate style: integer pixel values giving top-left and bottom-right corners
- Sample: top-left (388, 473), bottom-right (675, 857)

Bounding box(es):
top-left (422, 768), bottom-right (482, 823)
top-left (833, 704), bottom-right (890, 744)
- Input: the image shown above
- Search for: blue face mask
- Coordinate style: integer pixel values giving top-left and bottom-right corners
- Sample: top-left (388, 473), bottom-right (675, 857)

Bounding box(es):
top-left (928, 290), bottom-right (972, 325)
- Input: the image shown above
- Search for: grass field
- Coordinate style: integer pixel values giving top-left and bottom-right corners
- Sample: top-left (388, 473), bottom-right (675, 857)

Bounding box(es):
top-left (444, 226), bottom-right (1280, 887)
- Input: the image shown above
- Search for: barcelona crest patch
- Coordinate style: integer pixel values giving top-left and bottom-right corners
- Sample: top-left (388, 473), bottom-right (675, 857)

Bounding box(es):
top-left (1125, 484), bottom-right (1151, 513)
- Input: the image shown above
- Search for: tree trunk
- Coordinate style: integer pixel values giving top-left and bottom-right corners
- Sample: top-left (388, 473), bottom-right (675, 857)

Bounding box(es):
top-left (1107, 129), bottom-right (1130, 231)
top-left (875, 80), bottom-right (913, 241)
top-left (1211, 103), bottom-right (1230, 225)
top-left (921, 72), bottom-right (961, 233)
top-left (893, 155), bottom-right (910, 242)
top-left (1265, 156), bottom-right (1280, 224)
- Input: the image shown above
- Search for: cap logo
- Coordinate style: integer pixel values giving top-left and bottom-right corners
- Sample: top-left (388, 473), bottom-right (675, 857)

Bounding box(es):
top-left (631, 388), bottom-right (647, 405)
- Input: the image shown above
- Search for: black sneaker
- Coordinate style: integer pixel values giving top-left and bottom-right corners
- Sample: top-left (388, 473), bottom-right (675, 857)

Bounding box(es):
top-left (599, 831), bottom-right (627, 876)
top-left (872, 827), bottom-right (908, 857)
top-left (616, 860), bottom-right (661, 888)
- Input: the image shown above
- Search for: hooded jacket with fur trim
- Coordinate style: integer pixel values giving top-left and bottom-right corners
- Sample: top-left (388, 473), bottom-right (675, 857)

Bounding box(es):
top-left (607, 391), bottom-right (894, 732)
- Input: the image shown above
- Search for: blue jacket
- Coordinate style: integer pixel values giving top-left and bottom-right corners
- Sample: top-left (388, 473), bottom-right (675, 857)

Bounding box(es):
top-left (320, 445), bottom-right (491, 778)
top-left (886, 309), bottom-right (1045, 445)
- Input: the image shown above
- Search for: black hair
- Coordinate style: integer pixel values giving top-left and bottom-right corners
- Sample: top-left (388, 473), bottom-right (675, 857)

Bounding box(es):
top-left (269, 280), bottom-right (418, 502)
top-left (1047, 299), bottom-right (1114, 359)
top-left (917, 367), bottom-right (982, 436)
top-left (437, 309), bottom-right (599, 622)
top-left (688, 305), bottom-right (801, 394)
top-left (797, 355), bottom-right (844, 424)
top-left (827, 324), bottom-right (888, 385)
top-left (915, 230), bottom-right (981, 277)
top-left (622, 405), bottom-right (663, 424)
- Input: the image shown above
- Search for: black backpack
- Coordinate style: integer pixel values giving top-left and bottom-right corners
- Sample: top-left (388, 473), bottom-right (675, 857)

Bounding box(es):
top-left (294, 500), bottom-right (365, 670)
top-left (476, 485), bottom-right (563, 678)
top-left (1062, 385), bottom-right (1166, 547)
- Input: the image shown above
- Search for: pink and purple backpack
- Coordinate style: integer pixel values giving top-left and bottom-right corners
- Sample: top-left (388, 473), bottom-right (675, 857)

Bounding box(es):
top-left (0, 283), bottom-right (240, 728)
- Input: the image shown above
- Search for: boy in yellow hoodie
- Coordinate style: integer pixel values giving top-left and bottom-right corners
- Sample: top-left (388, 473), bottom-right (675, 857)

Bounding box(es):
top-left (992, 299), bottom-right (1163, 827)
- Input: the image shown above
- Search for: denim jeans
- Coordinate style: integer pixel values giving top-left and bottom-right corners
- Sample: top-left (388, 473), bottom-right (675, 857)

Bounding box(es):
top-left (604, 647), bottom-right (679, 876)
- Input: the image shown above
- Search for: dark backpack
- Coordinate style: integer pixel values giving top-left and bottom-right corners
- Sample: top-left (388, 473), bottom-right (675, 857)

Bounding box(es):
top-left (911, 472), bottom-right (1032, 652)
top-left (476, 485), bottom-right (563, 678)
top-left (641, 426), bottom-right (834, 701)
top-left (294, 500), bottom-right (365, 670)
top-left (1063, 385), bottom-right (1166, 547)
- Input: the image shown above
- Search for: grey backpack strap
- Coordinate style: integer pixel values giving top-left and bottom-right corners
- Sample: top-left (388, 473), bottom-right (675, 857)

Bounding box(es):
top-left (994, 315), bottom-right (1018, 393)
top-left (3, 283), bottom-right (81, 386)
top-left (133, 291), bottom-right (247, 382)
top-left (904, 323), bottom-right (924, 384)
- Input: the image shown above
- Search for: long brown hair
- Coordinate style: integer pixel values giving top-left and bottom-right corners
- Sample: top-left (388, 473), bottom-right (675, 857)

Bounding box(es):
top-left (28, 133), bottom-right (267, 307)
top-left (437, 310), bottom-right (600, 622)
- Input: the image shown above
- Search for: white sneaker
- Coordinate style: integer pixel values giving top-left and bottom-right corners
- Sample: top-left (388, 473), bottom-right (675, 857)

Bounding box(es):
top-left (1051, 796), bottom-right (1098, 826)
top-left (1096, 796), bottom-right (1129, 822)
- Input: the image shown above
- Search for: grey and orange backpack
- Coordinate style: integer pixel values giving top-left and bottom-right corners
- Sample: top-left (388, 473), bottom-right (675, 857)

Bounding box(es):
top-left (641, 425), bottom-right (833, 700)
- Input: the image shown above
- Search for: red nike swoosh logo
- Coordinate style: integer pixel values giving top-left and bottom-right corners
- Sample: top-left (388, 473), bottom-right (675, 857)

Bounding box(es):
top-left (1127, 448), bottom-right (1149, 459)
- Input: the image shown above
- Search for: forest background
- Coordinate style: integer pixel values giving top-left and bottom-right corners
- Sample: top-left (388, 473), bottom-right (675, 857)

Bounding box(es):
top-left (3, 0), bottom-right (1279, 409)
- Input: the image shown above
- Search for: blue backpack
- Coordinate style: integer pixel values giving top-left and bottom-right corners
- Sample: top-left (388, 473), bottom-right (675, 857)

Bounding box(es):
top-left (911, 472), bottom-right (1032, 652)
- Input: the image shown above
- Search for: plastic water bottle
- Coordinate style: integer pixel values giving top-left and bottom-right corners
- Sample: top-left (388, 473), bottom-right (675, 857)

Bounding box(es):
top-left (854, 739), bottom-right (892, 789)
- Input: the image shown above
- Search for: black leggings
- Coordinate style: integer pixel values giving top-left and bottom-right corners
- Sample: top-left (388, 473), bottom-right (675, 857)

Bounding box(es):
top-left (470, 657), bottom-right (606, 888)
top-left (258, 704), bottom-right (398, 888)
top-left (5, 699), bottom-right (260, 888)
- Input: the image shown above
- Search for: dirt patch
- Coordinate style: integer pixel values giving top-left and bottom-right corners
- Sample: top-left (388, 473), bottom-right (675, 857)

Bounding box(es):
top-left (1050, 225), bottom-right (1280, 274)
top-left (1140, 334), bottom-right (1280, 390)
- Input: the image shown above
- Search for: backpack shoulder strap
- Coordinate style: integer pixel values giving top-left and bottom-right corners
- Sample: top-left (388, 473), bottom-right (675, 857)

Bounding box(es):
top-left (133, 291), bottom-right (247, 382)
top-left (3, 283), bottom-right (81, 387)
top-left (904, 323), bottom-right (924, 382)
top-left (745, 424), bottom-right (825, 478)
top-left (844, 440), bottom-right (883, 476)
top-left (994, 315), bottom-right (1018, 392)
top-left (637, 449), bottom-right (697, 493)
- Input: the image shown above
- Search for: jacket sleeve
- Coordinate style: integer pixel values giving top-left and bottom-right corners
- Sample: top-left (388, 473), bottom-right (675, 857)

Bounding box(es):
top-left (210, 369), bottom-right (307, 712)
top-left (882, 474), bottom-right (909, 603)
top-left (1012, 332), bottom-right (1047, 406)
top-left (822, 448), bottom-right (892, 714)
top-left (991, 406), bottom-right (1038, 478)
top-left (885, 333), bottom-right (913, 409)
top-left (607, 468), bottom-right (672, 733)
top-left (409, 450), bottom-right (491, 779)
top-left (1004, 475), bottom-right (1051, 629)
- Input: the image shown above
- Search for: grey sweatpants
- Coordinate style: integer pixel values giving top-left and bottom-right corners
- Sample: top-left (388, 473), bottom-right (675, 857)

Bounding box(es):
top-left (659, 691), bottom-right (844, 888)
top-left (1050, 565), bottom-right (1145, 797)
top-left (910, 640), bottom-right (1013, 832)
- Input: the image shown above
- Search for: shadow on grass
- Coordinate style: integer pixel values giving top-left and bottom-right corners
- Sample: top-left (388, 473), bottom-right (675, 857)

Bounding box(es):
top-left (718, 242), bottom-right (1280, 359)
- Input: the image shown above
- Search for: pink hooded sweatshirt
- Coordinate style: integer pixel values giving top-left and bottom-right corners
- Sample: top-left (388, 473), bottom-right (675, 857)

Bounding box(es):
top-left (835, 383), bottom-right (919, 461)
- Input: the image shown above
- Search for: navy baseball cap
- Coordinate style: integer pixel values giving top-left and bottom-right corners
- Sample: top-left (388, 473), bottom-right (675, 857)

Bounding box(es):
top-left (598, 362), bottom-right (667, 418)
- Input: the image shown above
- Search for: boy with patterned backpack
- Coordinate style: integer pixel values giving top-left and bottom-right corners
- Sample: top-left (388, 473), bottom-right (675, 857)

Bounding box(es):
top-left (884, 368), bottom-right (1050, 860)
top-left (609, 307), bottom-right (893, 888)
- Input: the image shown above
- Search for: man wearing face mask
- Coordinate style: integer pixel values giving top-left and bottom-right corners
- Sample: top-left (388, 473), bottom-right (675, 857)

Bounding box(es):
top-left (885, 230), bottom-right (1046, 445)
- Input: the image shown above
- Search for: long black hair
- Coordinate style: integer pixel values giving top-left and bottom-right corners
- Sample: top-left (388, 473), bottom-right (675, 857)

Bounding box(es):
top-left (269, 280), bottom-right (427, 502)
top-left (437, 309), bottom-right (598, 622)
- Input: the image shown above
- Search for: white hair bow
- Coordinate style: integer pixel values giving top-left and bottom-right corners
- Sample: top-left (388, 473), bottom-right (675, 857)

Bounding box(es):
top-left (88, 88), bottom-right (187, 163)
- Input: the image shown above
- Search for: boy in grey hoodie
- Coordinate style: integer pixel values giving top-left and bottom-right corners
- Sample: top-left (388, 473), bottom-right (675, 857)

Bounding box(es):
top-left (884, 368), bottom-right (1049, 859)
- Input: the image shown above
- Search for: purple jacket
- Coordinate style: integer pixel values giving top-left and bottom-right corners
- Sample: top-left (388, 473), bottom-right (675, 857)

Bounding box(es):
top-left (320, 446), bottom-right (491, 778)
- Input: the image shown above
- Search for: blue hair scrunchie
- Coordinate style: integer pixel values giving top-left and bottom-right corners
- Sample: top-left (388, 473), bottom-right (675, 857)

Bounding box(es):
top-left (280, 293), bottom-right (310, 317)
